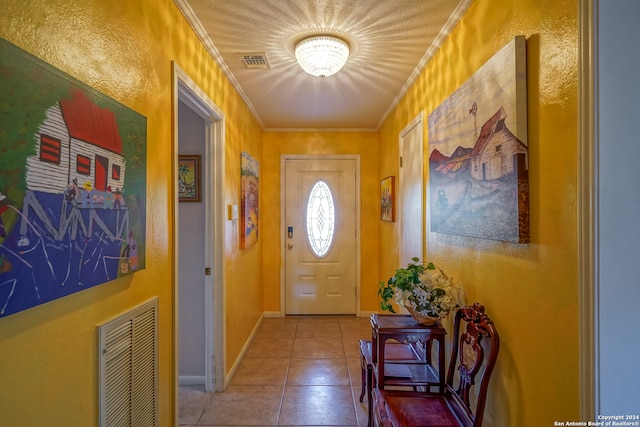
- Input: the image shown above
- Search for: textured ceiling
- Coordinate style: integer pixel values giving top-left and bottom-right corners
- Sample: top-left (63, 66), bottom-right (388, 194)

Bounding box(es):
top-left (175, 0), bottom-right (472, 130)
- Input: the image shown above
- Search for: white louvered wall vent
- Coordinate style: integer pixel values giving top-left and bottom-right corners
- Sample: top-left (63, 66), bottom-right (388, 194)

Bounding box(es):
top-left (239, 52), bottom-right (270, 69)
top-left (99, 298), bottom-right (158, 427)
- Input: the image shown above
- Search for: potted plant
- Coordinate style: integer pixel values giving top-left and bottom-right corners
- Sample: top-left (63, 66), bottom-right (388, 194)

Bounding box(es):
top-left (378, 257), bottom-right (461, 325)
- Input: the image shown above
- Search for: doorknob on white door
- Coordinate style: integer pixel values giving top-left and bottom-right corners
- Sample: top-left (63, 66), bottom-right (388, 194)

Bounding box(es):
top-left (287, 243), bottom-right (293, 250)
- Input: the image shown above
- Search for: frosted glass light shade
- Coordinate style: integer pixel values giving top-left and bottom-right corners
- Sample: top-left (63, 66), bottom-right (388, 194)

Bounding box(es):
top-left (295, 36), bottom-right (349, 78)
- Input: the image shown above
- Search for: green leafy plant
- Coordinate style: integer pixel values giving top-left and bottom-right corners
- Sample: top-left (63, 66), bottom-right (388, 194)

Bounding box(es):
top-left (378, 257), bottom-right (460, 318)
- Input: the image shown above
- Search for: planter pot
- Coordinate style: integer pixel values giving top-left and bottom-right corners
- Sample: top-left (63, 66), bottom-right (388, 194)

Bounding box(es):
top-left (405, 305), bottom-right (439, 326)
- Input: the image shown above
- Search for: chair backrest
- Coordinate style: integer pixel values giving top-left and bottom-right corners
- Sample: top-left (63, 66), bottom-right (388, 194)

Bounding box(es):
top-left (445, 302), bottom-right (500, 427)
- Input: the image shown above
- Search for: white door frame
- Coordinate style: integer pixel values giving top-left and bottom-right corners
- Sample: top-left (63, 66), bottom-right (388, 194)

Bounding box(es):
top-left (578, 0), bottom-right (596, 420)
top-left (279, 154), bottom-right (362, 316)
top-left (172, 63), bottom-right (226, 402)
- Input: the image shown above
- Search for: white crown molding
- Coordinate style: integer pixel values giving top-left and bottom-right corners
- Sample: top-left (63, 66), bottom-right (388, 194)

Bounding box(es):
top-left (173, 0), bottom-right (265, 128)
top-left (376, 0), bottom-right (474, 129)
top-left (264, 127), bottom-right (377, 133)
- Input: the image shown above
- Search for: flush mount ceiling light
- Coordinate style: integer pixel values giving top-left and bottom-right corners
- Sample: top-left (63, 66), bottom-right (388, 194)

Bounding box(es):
top-left (294, 35), bottom-right (349, 78)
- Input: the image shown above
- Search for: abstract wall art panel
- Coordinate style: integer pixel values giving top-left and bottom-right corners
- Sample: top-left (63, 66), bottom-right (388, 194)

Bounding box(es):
top-left (428, 36), bottom-right (529, 243)
top-left (240, 151), bottom-right (259, 249)
top-left (380, 176), bottom-right (395, 222)
top-left (0, 38), bottom-right (147, 318)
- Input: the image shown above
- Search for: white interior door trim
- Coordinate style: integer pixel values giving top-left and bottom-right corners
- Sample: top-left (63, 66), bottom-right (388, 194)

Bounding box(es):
top-left (279, 154), bottom-right (362, 317)
top-left (578, 0), bottom-right (597, 419)
top-left (172, 63), bottom-right (226, 400)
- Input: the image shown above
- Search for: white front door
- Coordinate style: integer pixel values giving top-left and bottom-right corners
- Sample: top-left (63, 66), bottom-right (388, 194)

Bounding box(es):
top-left (284, 157), bottom-right (357, 315)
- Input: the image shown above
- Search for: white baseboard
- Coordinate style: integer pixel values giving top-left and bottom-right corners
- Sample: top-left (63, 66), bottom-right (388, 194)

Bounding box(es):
top-left (358, 310), bottom-right (376, 318)
top-left (179, 375), bottom-right (205, 386)
top-left (224, 314), bottom-right (265, 388)
top-left (263, 311), bottom-right (284, 318)
top-left (266, 311), bottom-right (373, 318)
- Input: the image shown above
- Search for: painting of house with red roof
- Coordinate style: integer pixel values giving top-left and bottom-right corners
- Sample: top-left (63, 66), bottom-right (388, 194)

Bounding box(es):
top-left (0, 38), bottom-right (146, 318)
top-left (26, 89), bottom-right (127, 197)
top-left (428, 36), bottom-right (529, 243)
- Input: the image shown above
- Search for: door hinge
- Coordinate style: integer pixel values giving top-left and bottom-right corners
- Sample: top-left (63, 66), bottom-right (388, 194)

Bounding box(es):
top-left (205, 267), bottom-right (212, 276)
top-left (400, 156), bottom-right (403, 167)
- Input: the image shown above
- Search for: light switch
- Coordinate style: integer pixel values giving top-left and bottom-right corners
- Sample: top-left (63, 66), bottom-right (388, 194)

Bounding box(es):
top-left (228, 204), bottom-right (238, 220)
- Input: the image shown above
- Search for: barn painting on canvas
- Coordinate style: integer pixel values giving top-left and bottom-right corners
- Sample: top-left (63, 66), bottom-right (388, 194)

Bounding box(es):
top-left (428, 36), bottom-right (529, 243)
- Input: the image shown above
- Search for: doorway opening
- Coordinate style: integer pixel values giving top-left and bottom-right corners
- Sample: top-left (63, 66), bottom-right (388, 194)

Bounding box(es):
top-left (172, 63), bottom-right (226, 400)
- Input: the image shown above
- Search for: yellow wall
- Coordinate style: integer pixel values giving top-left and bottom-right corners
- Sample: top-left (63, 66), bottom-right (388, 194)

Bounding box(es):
top-left (262, 132), bottom-right (380, 313)
top-left (0, 0), bottom-right (263, 425)
top-left (378, 0), bottom-right (579, 426)
top-left (224, 115), bottom-right (264, 368)
top-left (0, 0), bottom-right (582, 425)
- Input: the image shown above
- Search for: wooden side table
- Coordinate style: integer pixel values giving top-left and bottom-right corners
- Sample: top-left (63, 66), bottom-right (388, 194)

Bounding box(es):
top-left (370, 313), bottom-right (446, 394)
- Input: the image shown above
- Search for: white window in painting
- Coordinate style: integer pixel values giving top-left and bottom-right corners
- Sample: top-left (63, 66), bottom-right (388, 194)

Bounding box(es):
top-left (305, 180), bottom-right (335, 258)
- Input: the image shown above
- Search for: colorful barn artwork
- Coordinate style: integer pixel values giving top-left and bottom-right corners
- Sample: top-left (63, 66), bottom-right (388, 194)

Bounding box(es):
top-left (0, 38), bottom-right (147, 318)
top-left (428, 36), bottom-right (529, 243)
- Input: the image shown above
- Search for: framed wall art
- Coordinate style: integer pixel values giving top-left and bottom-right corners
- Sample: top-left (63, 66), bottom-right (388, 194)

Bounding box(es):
top-left (0, 37), bottom-right (147, 318)
top-left (178, 155), bottom-right (201, 202)
top-left (380, 176), bottom-right (395, 222)
top-left (427, 36), bottom-right (529, 243)
top-left (240, 151), bottom-right (259, 249)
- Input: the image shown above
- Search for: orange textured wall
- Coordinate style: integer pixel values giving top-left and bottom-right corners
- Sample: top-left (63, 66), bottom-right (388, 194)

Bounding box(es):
top-left (262, 131), bottom-right (380, 314)
top-left (378, 0), bottom-right (579, 425)
top-left (0, 0), bottom-right (264, 425)
top-left (222, 118), bottom-right (264, 370)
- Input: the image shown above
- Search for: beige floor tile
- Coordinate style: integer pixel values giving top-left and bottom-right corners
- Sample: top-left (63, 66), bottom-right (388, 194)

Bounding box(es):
top-left (295, 315), bottom-right (342, 323)
top-left (291, 337), bottom-right (345, 358)
top-left (339, 317), bottom-right (373, 339)
top-left (278, 385), bottom-right (357, 426)
top-left (198, 385), bottom-right (283, 426)
top-left (351, 385), bottom-right (370, 426)
top-left (231, 357), bottom-right (290, 386)
top-left (287, 358), bottom-right (350, 386)
top-left (255, 318), bottom-right (299, 338)
top-left (346, 357), bottom-right (364, 388)
top-left (245, 336), bottom-right (294, 358)
top-left (342, 336), bottom-right (364, 359)
top-left (178, 386), bottom-right (211, 425)
top-left (295, 320), bottom-right (342, 338)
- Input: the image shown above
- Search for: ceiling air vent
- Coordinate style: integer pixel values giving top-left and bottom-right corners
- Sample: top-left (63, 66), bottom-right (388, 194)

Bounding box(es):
top-left (239, 53), bottom-right (270, 69)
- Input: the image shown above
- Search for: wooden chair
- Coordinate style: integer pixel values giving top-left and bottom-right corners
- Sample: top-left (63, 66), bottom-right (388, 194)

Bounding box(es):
top-left (359, 339), bottom-right (420, 427)
top-left (371, 303), bottom-right (500, 427)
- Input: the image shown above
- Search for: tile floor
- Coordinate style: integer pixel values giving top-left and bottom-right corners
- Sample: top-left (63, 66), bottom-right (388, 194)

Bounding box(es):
top-left (179, 315), bottom-right (374, 426)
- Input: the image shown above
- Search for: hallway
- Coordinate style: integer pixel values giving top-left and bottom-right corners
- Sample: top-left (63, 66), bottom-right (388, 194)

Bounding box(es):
top-left (179, 316), bottom-right (373, 426)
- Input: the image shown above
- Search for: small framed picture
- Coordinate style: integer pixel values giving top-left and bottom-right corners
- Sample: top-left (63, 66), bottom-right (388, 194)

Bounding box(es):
top-left (380, 176), bottom-right (395, 222)
top-left (178, 155), bottom-right (201, 202)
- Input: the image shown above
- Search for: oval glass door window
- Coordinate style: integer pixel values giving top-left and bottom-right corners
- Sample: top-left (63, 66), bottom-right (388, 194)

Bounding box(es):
top-left (305, 180), bottom-right (336, 257)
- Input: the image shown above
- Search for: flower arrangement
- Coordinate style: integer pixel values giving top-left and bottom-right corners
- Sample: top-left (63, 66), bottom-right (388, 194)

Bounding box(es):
top-left (378, 257), bottom-right (461, 322)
